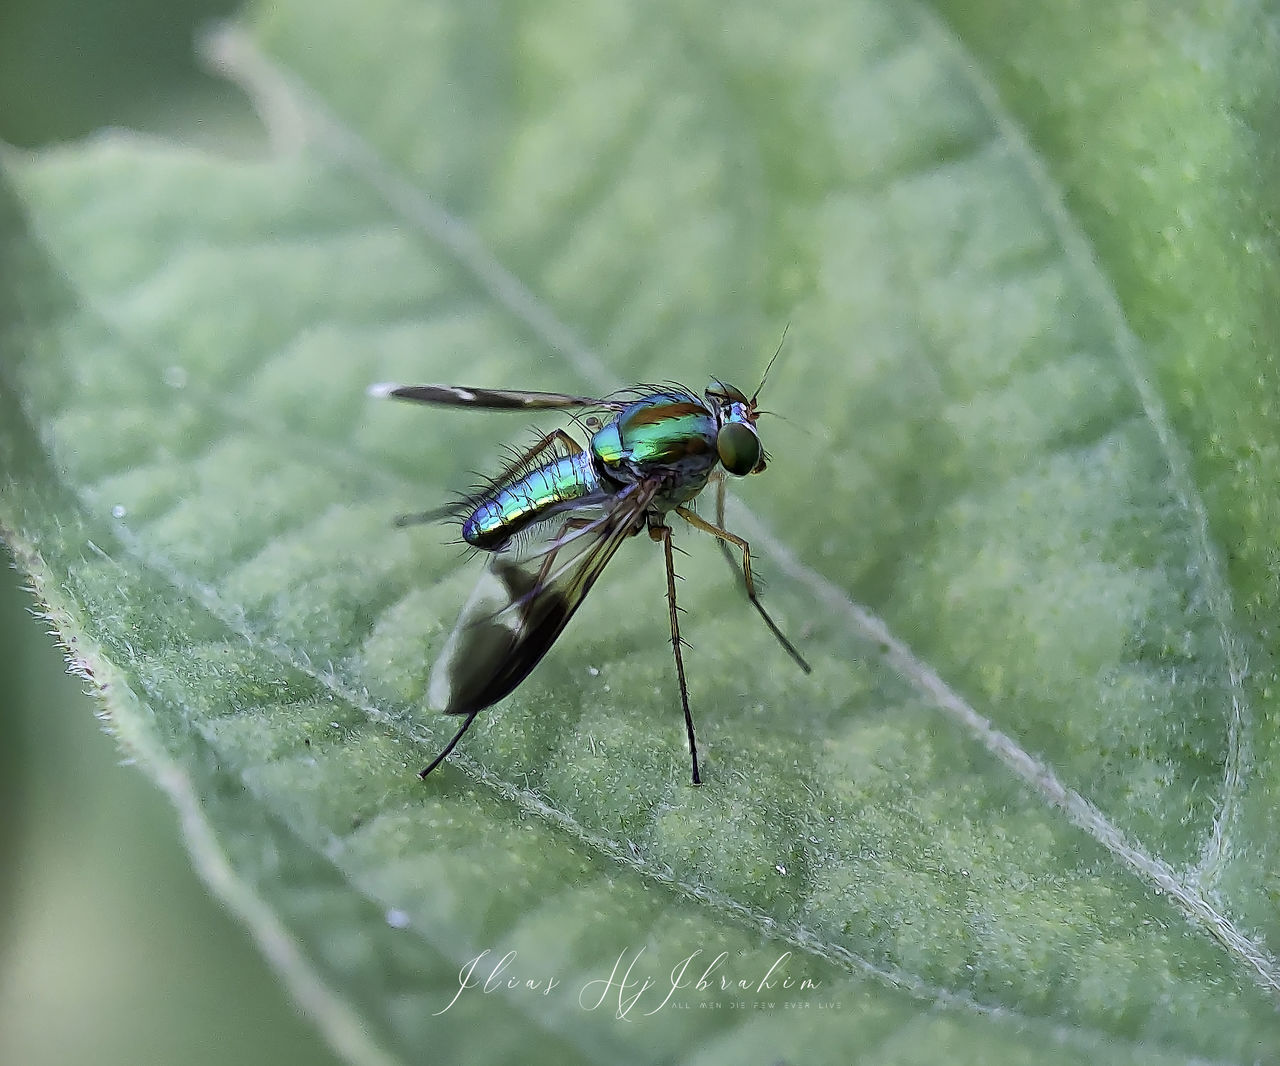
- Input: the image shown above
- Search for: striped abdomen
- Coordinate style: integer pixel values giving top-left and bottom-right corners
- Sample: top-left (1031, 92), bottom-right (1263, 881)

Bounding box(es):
top-left (462, 452), bottom-right (601, 550)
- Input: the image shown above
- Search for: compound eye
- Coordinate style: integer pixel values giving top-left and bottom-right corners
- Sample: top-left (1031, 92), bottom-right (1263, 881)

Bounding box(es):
top-left (717, 420), bottom-right (762, 476)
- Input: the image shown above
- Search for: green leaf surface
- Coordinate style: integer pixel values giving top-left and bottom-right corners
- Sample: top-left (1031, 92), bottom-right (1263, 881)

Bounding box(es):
top-left (3, 0), bottom-right (1280, 1062)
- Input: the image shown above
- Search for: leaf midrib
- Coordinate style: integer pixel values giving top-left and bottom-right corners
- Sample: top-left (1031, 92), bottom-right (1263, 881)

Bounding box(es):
top-left (7, 9), bottom-right (1267, 1035)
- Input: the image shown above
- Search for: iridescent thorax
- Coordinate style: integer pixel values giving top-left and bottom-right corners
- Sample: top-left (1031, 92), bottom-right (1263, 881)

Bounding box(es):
top-left (591, 390), bottom-right (720, 510)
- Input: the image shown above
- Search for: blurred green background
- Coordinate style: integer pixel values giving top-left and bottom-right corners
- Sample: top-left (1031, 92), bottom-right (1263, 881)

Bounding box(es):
top-left (0, 1), bottom-right (343, 1062)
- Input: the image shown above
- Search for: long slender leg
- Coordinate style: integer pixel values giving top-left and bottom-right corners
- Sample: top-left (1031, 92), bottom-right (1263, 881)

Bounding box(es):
top-left (713, 475), bottom-right (737, 571)
top-left (648, 519), bottom-right (701, 785)
top-left (419, 710), bottom-right (480, 779)
top-left (395, 429), bottom-right (584, 527)
top-left (394, 510), bottom-right (451, 528)
top-left (675, 504), bottom-right (811, 674)
top-left (500, 427), bottom-right (584, 464)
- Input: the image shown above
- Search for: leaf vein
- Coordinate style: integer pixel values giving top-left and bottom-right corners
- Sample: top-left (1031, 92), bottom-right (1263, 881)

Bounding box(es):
top-left (915, 2), bottom-right (1253, 887)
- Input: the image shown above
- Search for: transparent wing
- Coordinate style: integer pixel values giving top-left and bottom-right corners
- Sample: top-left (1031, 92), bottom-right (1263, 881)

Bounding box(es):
top-left (368, 382), bottom-right (625, 411)
top-left (427, 479), bottom-right (662, 716)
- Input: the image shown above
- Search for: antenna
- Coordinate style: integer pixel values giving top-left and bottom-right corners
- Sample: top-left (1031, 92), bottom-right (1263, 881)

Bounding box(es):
top-left (752, 321), bottom-right (790, 405)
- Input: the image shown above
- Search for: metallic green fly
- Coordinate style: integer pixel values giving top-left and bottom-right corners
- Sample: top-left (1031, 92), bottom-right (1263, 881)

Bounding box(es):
top-left (369, 348), bottom-right (809, 785)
